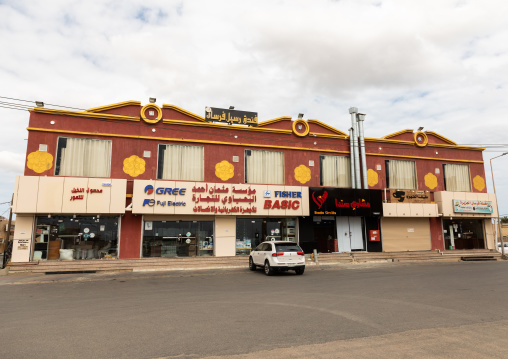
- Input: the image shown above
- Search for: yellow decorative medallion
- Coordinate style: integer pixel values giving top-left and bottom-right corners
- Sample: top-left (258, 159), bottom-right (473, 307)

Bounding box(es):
top-left (123, 155), bottom-right (145, 177)
top-left (424, 173), bottom-right (438, 189)
top-left (140, 104), bottom-right (163, 124)
top-left (27, 151), bottom-right (53, 173)
top-left (215, 160), bottom-right (234, 181)
top-left (473, 175), bottom-right (485, 191)
top-left (414, 131), bottom-right (428, 147)
top-left (367, 169), bottom-right (378, 187)
top-left (292, 119), bottom-right (310, 137)
top-left (294, 165), bottom-right (311, 184)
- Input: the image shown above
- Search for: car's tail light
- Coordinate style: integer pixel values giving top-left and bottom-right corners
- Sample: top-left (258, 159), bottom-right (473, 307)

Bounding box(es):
top-left (272, 252), bottom-right (284, 257)
top-left (297, 251), bottom-right (304, 255)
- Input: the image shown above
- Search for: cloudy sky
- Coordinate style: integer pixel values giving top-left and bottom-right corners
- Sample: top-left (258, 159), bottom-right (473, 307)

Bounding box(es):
top-left (1, 0), bottom-right (508, 217)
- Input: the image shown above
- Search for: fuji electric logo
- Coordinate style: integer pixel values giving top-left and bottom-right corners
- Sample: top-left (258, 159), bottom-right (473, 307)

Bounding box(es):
top-left (144, 185), bottom-right (154, 195)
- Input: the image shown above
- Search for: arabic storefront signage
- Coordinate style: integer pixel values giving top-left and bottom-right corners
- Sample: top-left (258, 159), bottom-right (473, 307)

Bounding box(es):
top-left (12, 176), bottom-right (127, 214)
top-left (190, 184), bottom-right (259, 214)
top-left (205, 107), bottom-right (258, 126)
top-left (453, 200), bottom-right (493, 214)
top-left (132, 181), bottom-right (309, 216)
top-left (309, 188), bottom-right (383, 217)
top-left (389, 190), bottom-right (431, 204)
top-left (70, 187), bottom-right (104, 201)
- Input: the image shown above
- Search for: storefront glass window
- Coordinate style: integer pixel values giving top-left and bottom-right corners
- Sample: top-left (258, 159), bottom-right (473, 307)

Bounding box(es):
top-left (442, 218), bottom-right (485, 250)
top-left (235, 218), bottom-right (297, 255)
top-left (142, 221), bottom-right (213, 257)
top-left (33, 216), bottom-right (118, 261)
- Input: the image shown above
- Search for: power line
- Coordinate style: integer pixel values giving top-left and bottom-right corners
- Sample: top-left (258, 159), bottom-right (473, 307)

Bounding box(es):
top-left (0, 104), bottom-right (29, 111)
top-left (0, 101), bottom-right (31, 108)
top-left (0, 96), bottom-right (86, 111)
top-left (0, 96), bottom-right (35, 103)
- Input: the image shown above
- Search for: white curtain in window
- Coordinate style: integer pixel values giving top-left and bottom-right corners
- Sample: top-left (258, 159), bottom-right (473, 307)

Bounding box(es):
top-left (387, 160), bottom-right (416, 189)
top-left (59, 138), bottom-right (111, 177)
top-left (161, 145), bottom-right (204, 181)
top-left (321, 155), bottom-right (351, 187)
top-left (444, 164), bottom-right (471, 191)
top-left (246, 150), bottom-right (284, 184)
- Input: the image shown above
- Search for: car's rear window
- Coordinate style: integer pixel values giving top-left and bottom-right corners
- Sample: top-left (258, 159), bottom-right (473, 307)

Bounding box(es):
top-left (275, 243), bottom-right (302, 252)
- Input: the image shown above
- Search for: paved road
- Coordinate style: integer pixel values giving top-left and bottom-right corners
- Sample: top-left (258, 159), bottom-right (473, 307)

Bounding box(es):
top-left (1, 261), bottom-right (508, 358)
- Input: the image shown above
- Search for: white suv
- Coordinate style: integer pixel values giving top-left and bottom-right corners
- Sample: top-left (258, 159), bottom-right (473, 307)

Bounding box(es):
top-left (249, 241), bottom-right (305, 275)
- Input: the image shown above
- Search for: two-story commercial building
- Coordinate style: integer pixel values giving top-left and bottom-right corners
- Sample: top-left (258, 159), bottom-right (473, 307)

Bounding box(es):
top-left (9, 100), bottom-right (498, 263)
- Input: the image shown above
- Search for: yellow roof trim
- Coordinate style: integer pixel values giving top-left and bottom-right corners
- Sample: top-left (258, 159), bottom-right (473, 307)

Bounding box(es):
top-left (365, 137), bottom-right (483, 151)
top-left (310, 132), bottom-right (348, 139)
top-left (30, 107), bottom-right (140, 121)
top-left (425, 131), bottom-right (457, 146)
top-left (27, 126), bottom-right (484, 164)
top-left (26, 127), bottom-right (348, 155)
top-left (162, 104), bottom-right (207, 122)
top-left (86, 101), bottom-right (141, 113)
top-left (382, 129), bottom-right (414, 139)
top-left (307, 119), bottom-right (348, 136)
top-left (257, 116), bottom-right (292, 127)
top-left (367, 152), bottom-right (483, 164)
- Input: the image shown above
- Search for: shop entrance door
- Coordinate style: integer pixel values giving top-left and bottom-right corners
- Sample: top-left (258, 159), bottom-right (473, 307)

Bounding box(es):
top-left (336, 217), bottom-right (364, 252)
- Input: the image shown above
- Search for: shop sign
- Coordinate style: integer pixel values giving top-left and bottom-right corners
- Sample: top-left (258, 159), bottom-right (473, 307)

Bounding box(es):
top-left (17, 239), bottom-right (30, 250)
top-left (134, 181), bottom-right (308, 215)
top-left (69, 187), bottom-right (103, 201)
top-left (389, 189), bottom-right (431, 204)
top-left (205, 107), bottom-right (258, 126)
top-left (309, 188), bottom-right (383, 217)
top-left (191, 185), bottom-right (302, 213)
top-left (453, 200), bottom-right (493, 214)
top-left (142, 185), bottom-right (187, 207)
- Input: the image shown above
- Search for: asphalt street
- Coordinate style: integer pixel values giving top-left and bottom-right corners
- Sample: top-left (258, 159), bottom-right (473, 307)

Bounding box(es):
top-left (1, 261), bottom-right (508, 358)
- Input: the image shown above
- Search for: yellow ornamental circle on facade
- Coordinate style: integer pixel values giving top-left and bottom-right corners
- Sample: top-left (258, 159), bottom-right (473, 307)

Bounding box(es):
top-left (215, 160), bottom-right (234, 181)
top-left (294, 165), bottom-right (311, 184)
top-left (123, 155), bottom-right (146, 177)
top-left (473, 175), bottom-right (485, 191)
top-left (367, 169), bottom-right (378, 187)
top-left (424, 173), bottom-right (438, 189)
top-left (27, 151), bottom-right (53, 173)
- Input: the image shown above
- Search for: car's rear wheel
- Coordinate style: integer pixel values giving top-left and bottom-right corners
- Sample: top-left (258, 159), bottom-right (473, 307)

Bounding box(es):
top-left (264, 260), bottom-right (273, 276)
top-left (249, 257), bottom-right (256, 271)
top-left (295, 267), bottom-right (305, 275)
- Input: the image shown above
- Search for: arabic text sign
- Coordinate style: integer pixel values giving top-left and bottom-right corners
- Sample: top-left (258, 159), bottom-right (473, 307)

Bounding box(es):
top-left (132, 181), bottom-right (309, 216)
top-left (453, 199), bottom-right (493, 214)
top-left (389, 189), bottom-right (431, 204)
top-left (205, 107), bottom-right (258, 126)
top-left (309, 188), bottom-right (383, 216)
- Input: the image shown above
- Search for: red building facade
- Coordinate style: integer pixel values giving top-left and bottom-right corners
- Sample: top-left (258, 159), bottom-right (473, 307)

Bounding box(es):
top-left (9, 100), bottom-right (497, 263)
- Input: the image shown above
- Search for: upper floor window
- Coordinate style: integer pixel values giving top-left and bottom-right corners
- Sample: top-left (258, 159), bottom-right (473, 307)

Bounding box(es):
top-left (55, 137), bottom-right (112, 177)
top-left (443, 164), bottom-right (471, 191)
top-left (386, 160), bottom-right (416, 189)
top-left (157, 144), bottom-right (204, 181)
top-left (245, 149), bottom-right (284, 184)
top-left (320, 155), bottom-right (351, 187)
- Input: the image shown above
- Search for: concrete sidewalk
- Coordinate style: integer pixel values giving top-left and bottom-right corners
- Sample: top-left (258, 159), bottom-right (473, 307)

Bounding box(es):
top-left (2, 249), bottom-right (502, 277)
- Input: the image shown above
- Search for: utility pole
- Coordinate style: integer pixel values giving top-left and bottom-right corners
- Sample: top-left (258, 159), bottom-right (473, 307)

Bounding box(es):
top-left (6, 194), bottom-right (13, 243)
top-left (490, 153), bottom-right (507, 259)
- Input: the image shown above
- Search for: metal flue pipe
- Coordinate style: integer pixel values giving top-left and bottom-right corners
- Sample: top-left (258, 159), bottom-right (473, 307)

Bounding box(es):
top-left (357, 113), bottom-right (368, 189)
top-left (349, 127), bottom-right (356, 189)
top-left (349, 107), bottom-right (361, 189)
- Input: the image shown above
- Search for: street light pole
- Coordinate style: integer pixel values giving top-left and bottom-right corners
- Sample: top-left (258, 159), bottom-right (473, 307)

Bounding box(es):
top-left (490, 152), bottom-right (507, 259)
